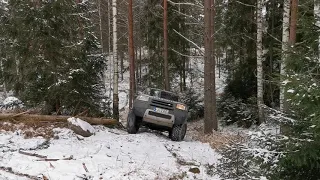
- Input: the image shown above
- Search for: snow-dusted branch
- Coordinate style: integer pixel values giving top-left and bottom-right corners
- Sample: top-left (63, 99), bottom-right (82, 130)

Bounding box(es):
top-left (167, 0), bottom-right (204, 9)
top-left (171, 9), bottom-right (201, 23)
top-left (171, 48), bottom-right (202, 58)
top-left (235, 1), bottom-right (255, 8)
top-left (173, 29), bottom-right (204, 55)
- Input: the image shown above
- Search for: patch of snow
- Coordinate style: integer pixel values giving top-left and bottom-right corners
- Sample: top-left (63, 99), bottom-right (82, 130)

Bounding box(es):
top-left (287, 89), bottom-right (294, 93)
top-left (67, 117), bottom-right (95, 134)
top-left (281, 79), bottom-right (291, 85)
top-left (2, 96), bottom-right (23, 108)
top-left (0, 127), bottom-right (221, 179)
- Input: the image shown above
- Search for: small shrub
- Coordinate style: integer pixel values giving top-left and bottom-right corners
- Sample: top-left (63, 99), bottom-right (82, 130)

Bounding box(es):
top-left (218, 93), bottom-right (258, 128)
top-left (179, 88), bottom-right (204, 121)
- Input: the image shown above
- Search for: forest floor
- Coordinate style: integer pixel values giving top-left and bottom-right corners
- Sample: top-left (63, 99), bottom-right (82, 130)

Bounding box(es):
top-left (0, 55), bottom-right (272, 179)
top-left (0, 120), bottom-right (222, 180)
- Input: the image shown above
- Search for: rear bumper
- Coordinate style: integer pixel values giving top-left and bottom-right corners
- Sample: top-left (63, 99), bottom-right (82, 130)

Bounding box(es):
top-left (142, 109), bottom-right (175, 128)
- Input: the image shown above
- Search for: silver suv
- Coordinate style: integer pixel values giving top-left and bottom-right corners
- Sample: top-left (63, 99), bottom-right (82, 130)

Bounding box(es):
top-left (127, 88), bottom-right (188, 141)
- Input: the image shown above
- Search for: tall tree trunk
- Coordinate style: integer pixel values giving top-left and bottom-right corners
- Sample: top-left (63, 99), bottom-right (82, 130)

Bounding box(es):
top-left (204, 0), bottom-right (217, 133)
top-left (289, 0), bottom-right (298, 45)
top-left (257, 0), bottom-right (264, 123)
top-left (163, 0), bottom-right (169, 90)
top-left (128, 0), bottom-right (135, 108)
top-left (1, 40), bottom-right (7, 98)
top-left (139, 43), bottom-right (142, 86)
top-left (120, 52), bottom-right (124, 81)
top-left (112, 0), bottom-right (119, 121)
top-left (269, 0), bottom-right (275, 106)
top-left (316, 0), bottom-right (320, 60)
top-left (108, 0), bottom-right (112, 99)
top-left (210, 0), bottom-right (217, 131)
top-left (98, 0), bottom-right (107, 93)
top-left (280, 0), bottom-right (290, 112)
top-left (1, 51), bottom-right (7, 98)
top-left (75, 0), bottom-right (83, 39)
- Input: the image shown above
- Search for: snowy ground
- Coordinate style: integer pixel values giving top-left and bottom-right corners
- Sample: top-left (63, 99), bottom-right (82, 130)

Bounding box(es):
top-left (0, 124), bottom-right (221, 180)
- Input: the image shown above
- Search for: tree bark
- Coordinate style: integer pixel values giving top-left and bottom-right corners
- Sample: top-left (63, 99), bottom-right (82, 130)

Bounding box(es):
top-left (112, 0), bottom-right (119, 121)
top-left (315, 0), bottom-right (320, 60)
top-left (1, 42), bottom-right (7, 98)
top-left (257, 0), bottom-right (264, 123)
top-left (204, 0), bottom-right (212, 134)
top-left (0, 113), bottom-right (118, 125)
top-left (280, 0), bottom-right (290, 112)
top-left (128, 0), bottom-right (135, 108)
top-left (98, 0), bottom-right (107, 93)
top-left (204, 0), bottom-right (217, 133)
top-left (289, 0), bottom-right (298, 45)
top-left (163, 0), bottom-right (170, 91)
top-left (210, 0), bottom-right (217, 131)
top-left (107, 0), bottom-right (112, 99)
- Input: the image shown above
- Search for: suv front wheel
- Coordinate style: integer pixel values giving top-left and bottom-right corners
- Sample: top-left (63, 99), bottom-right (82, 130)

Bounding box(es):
top-left (169, 124), bottom-right (187, 141)
top-left (127, 110), bottom-right (140, 134)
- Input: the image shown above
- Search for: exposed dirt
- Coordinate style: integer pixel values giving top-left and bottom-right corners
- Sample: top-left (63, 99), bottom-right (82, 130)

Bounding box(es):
top-left (0, 121), bottom-right (67, 139)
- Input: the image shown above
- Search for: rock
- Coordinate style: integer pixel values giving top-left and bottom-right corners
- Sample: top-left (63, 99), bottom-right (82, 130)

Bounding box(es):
top-left (2, 96), bottom-right (24, 109)
top-left (189, 167), bottom-right (200, 174)
top-left (67, 117), bottom-right (95, 137)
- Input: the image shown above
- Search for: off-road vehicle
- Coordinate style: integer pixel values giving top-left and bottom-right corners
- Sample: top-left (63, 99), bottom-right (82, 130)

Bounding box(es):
top-left (127, 88), bottom-right (188, 141)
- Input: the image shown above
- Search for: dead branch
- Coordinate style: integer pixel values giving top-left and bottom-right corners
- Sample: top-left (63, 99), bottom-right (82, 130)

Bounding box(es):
top-left (0, 166), bottom-right (38, 180)
top-left (82, 163), bottom-right (89, 172)
top-left (18, 150), bottom-right (47, 158)
top-left (49, 162), bottom-right (55, 168)
top-left (36, 155), bottom-right (74, 161)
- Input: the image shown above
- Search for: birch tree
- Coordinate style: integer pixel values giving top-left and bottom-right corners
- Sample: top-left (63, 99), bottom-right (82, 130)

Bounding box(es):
top-left (112, 0), bottom-right (119, 120)
top-left (257, 0), bottom-right (264, 123)
top-left (280, 0), bottom-right (290, 112)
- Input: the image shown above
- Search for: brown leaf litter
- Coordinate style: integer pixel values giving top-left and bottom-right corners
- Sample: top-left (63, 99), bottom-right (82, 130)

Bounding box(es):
top-left (187, 120), bottom-right (246, 149)
top-left (0, 120), bottom-right (67, 139)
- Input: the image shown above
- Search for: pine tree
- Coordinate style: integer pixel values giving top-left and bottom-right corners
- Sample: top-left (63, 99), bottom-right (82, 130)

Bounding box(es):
top-left (4, 0), bottom-right (104, 115)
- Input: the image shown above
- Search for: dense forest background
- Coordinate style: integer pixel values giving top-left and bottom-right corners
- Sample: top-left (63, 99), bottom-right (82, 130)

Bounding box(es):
top-left (0, 0), bottom-right (320, 179)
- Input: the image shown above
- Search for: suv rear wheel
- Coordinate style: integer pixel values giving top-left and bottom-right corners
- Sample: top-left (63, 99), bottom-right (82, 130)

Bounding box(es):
top-left (127, 110), bottom-right (140, 134)
top-left (169, 124), bottom-right (187, 141)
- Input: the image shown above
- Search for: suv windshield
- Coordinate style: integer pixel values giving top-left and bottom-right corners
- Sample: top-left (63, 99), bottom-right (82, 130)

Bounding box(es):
top-left (149, 89), bottom-right (179, 101)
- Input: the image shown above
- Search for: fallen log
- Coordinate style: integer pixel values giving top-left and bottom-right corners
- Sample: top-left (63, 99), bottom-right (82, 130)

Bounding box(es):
top-left (0, 113), bottom-right (118, 126)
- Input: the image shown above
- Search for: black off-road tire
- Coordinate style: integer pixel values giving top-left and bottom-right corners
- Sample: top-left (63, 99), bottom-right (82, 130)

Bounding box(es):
top-left (170, 124), bottom-right (187, 141)
top-left (127, 110), bottom-right (140, 134)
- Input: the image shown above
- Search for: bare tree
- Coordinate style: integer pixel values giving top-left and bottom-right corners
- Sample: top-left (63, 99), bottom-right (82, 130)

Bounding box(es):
top-left (112, 0), bottom-right (119, 120)
top-left (128, 0), bottom-right (135, 108)
top-left (163, 0), bottom-right (169, 90)
top-left (256, 0), bottom-right (264, 123)
top-left (280, 0), bottom-right (290, 112)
